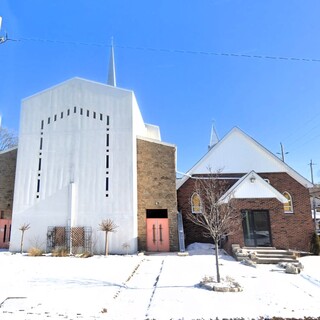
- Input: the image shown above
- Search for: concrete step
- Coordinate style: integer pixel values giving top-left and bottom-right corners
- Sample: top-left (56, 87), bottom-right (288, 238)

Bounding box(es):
top-left (251, 249), bottom-right (297, 264)
top-left (255, 251), bottom-right (296, 257)
top-left (233, 245), bottom-right (299, 264)
top-left (255, 256), bottom-right (297, 264)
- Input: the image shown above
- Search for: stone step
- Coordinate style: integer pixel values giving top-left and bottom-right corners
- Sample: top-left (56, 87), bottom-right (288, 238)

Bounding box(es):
top-left (242, 247), bottom-right (276, 250)
top-left (255, 256), bottom-right (297, 264)
top-left (255, 251), bottom-right (296, 257)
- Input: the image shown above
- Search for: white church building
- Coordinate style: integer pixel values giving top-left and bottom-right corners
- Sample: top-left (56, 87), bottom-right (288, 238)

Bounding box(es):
top-left (9, 49), bottom-right (179, 254)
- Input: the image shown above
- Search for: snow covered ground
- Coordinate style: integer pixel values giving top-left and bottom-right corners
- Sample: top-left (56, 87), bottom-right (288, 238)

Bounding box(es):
top-left (0, 243), bottom-right (319, 320)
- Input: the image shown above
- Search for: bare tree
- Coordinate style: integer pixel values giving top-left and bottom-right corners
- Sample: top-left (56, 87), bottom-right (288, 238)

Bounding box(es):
top-left (0, 126), bottom-right (18, 151)
top-left (99, 219), bottom-right (118, 255)
top-left (19, 223), bottom-right (30, 254)
top-left (185, 172), bottom-right (239, 283)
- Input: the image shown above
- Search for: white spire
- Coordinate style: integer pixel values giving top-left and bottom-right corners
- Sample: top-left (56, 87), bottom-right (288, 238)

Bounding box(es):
top-left (208, 121), bottom-right (219, 150)
top-left (107, 38), bottom-right (116, 87)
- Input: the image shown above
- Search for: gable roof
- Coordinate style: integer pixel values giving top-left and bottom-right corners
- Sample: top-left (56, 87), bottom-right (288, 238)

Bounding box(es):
top-left (219, 171), bottom-right (288, 203)
top-left (177, 127), bottom-right (312, 189)
top-left (22, 77), bottom-right (132, 102)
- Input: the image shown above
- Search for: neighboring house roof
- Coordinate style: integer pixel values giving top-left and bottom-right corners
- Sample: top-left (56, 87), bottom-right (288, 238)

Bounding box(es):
top-left (219, 170), bottom-right (288, 204)
top-left (177, 127), bottom-right (312, 189)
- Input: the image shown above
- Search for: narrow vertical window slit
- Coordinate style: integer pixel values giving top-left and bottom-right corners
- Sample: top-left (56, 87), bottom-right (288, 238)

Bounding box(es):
top-left (105, 177), bottom-right (109, 191)
top-left (106, 134), bottom-right (109, 147)
top-left (106, 155), bottom-right (109, 168)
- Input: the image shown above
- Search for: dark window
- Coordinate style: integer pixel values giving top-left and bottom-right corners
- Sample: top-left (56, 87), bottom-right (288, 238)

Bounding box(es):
top-left (38, 158), bottom-right (42, 171)
top-left (93, 111), bottom-right (96, 119)
top-left (47, 117), bottom-right (50, 124)
top-left (106, 134), bottom-right (109, 147)
top-left (74, 106), bottom-right (77, 113)
top-left (146, 209), bottom-right (168, 219)
top-left (67, 109), bottom-right (70, 116)
top-left (106, 115), bottom-right (110, 126)
top-left (100, 113), bottom-right (103, 121)
top-left (37, 179), bottom-right (41, 193)
top-left (105, 177), bottom-right (109, 191)
top-left (80, 108), bottom-right (83, 115)
top-left (106, 155), bottom-right (109, 168)
top-left (54, 114), bottom-right (57, 121)
top-left (87, 110), bottom-right (90, 117)
top-left (61, 112), bottom-right (63, 119)
top-left (41, 120), bottom-right (44, 130)
top-left (0, 210), bottom-right (4, 219)
top-left (39, 137), bottom-right (43, 150)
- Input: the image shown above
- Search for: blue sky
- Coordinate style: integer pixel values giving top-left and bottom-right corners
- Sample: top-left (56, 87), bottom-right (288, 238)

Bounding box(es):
top-left (1, 0), bottom-right (320, 182)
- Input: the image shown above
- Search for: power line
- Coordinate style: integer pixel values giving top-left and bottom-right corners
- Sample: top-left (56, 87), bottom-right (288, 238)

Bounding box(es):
top-left (2, 35), bottom-right (320, 63)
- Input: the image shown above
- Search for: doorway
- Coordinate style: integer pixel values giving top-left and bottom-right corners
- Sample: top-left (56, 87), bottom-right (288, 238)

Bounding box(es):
top-left (242, 210), bottom-right (272, 247)
top-left (146, 209), bottom-right (169, 252)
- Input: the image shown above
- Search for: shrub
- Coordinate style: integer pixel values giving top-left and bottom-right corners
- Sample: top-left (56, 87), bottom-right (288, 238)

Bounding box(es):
top-left (310, 232), bottom-right (320, 255)
top-left (52, 247), bottom-right (69, 257)
top-left (28, 247), bottom-right (44, 256)
top-left (78, 251), bottom-right (92, 258)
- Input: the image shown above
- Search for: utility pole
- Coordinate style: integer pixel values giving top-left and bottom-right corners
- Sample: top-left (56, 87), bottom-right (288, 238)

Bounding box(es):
top-left (277, 142), bottom-right (288, 162)
top-left (309, 159), bottom-right (318, 231)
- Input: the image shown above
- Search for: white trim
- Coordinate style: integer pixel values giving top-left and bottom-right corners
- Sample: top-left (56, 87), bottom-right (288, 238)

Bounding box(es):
top-left (0, 146), bottom-right (18, 154)
top-left (177, 127), bottom-right (313, 189)
top-left (219, 171), bottom-right (288, 204)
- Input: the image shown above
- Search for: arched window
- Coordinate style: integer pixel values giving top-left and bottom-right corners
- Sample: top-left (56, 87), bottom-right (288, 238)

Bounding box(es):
top-left (283, 192), bottom-right (293, 213)
top-left (191, 193), bottom-right (202, 214)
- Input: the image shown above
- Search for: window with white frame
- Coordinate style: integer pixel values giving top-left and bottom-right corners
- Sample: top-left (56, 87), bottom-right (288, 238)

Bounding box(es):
top-left (191, 193), bottom-right (202, 214)
top-left (283, 191), bottom-right (293, 213)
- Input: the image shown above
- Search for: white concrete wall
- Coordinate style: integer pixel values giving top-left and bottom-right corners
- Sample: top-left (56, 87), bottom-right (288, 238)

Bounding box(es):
top-left (10, 78), bottom-right (149, 254)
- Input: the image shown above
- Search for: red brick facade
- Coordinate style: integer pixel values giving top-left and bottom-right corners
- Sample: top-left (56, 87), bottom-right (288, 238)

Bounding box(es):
top-left (177, 172), bottom-right (314, 253)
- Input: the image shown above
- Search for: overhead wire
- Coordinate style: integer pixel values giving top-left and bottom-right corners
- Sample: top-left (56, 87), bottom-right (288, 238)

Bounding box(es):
top-left (2, 36), bottom-right (320, 63)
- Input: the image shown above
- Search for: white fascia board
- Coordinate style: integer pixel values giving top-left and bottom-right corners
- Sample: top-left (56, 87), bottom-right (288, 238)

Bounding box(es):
top-left (22, 77), bottom-right (133, 102)
top-left (177, 127), bottom-right (312, 189)
top-left (219, 171), bottom-right (288, 203)
top-left (137, 136), bottom-right (175, 149)
top-left (0, 146), bottom-right (18, 154)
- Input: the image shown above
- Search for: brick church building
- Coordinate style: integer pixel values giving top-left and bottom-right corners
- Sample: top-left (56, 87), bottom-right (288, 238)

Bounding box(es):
top-left (177, 127), bottom-right (314, 253)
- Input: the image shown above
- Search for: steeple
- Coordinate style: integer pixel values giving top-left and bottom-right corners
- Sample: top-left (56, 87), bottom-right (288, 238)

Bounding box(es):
top-left (208, 121), bottom-right (219, 150)
top-left (107, 38), bottom-right (116, 87)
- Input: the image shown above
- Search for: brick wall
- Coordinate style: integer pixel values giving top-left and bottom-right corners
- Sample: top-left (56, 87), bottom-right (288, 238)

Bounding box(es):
top-left (0, 148), bottom-right (17, 219)
top-left (137, 138), bottom-right (178, 251)
top-left (177, 172), bottom-right (314, 253)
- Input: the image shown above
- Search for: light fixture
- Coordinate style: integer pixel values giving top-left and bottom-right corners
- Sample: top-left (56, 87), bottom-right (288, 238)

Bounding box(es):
top-left (250, 176), bottom-right (256, 183)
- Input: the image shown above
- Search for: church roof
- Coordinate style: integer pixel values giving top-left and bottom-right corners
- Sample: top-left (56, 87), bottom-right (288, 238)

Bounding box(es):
top-left (177, 127), bottom-right (312, 189)
top-left (22, 77), bottom-right (132, 102)
top-left (219, 170), bottom-right (288, 203)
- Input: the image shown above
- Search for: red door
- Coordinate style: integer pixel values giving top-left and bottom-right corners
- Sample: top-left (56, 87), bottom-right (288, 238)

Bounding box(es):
top-left (146, 218), bottom-right (169, 252)
top-left (0, 219), bottom-right (11, 249)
